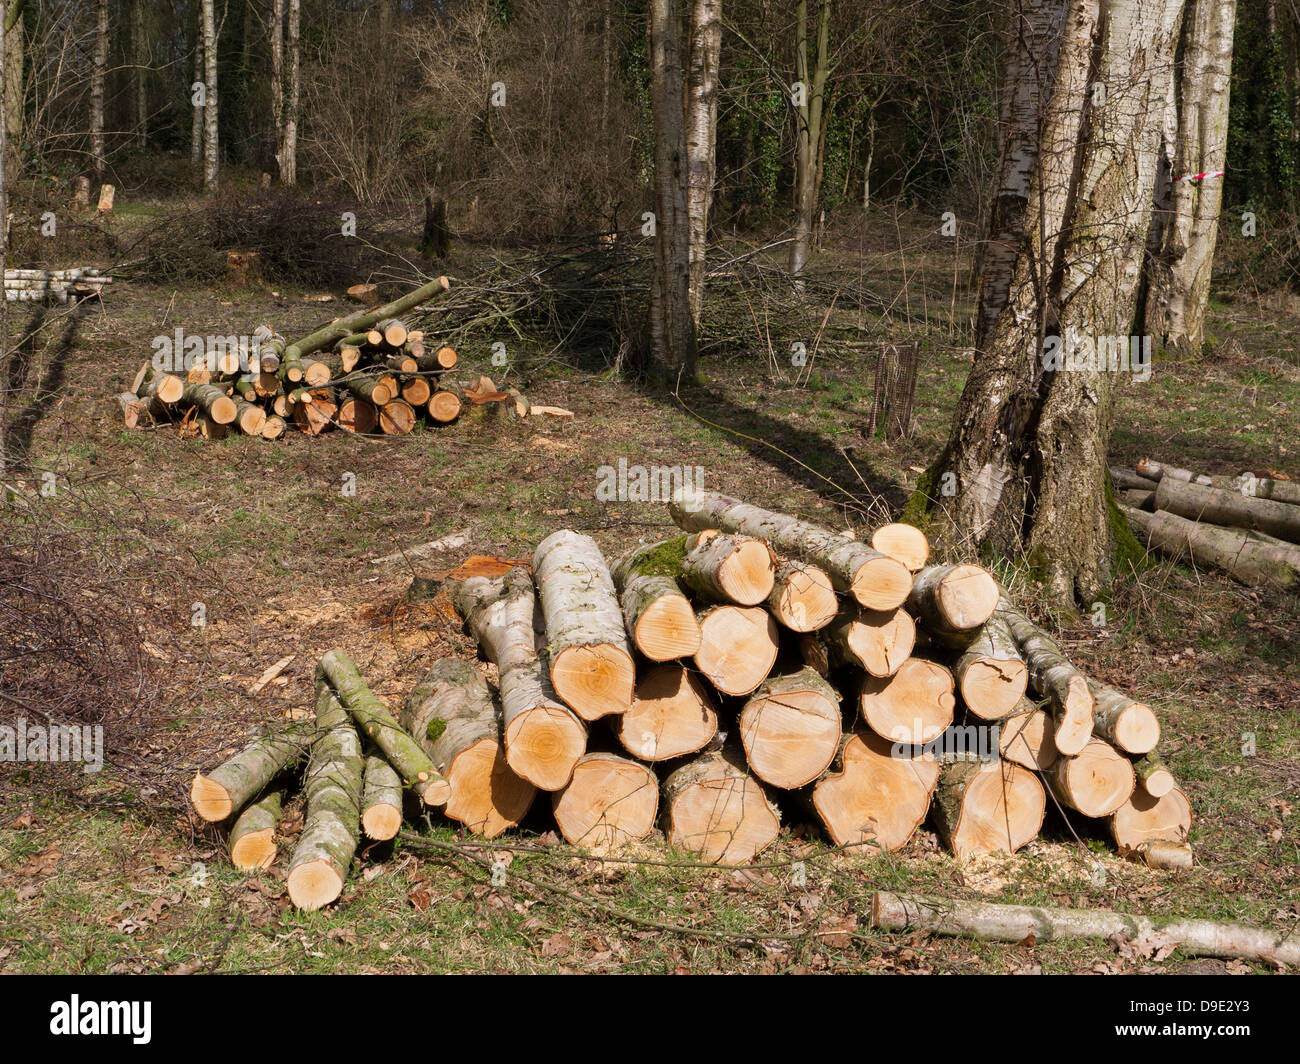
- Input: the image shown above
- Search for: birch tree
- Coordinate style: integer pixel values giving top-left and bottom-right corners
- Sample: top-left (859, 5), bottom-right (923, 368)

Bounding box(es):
top-left (91, 0), bottom-right (107, 174)
top-left (202, 0), bottom-right (219, 189)
top-left (684, 0), bottom-right (721, 323)
top-left (789, 0), bottom-right (830, 277)
top-left (281, 0), bottom-right (299, 186)
top-left (918, 0), bottom-right (1187, 608)
top-left (1144, 0), bottom-right (1236, 357)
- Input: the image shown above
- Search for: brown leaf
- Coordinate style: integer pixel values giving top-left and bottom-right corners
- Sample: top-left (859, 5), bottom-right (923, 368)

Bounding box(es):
top-left (326, 927), bottom-right (357, 945)
top-left (16, 884), bottom-right (39, 902)
top-left (167, 961), bottom-right (204, 975)
top-left (540, 933), bottom-right (572, 958)
top-left (408, 887), bottom-right (432, 912)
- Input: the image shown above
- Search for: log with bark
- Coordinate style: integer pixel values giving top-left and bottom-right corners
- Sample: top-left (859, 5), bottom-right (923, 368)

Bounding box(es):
top-left (952, 612), bottom-right (1028, 720)
top-left (287, 680), bottom-right (364, 911)
top-left (533, 530), bottom-right (636, 720)
top-left (318, 649), bottom-right (449, 805)
top-left (906, 564), bottom-right (1000, 644)
top-left (662, 745), bottom-right (780, 865)
top-left (737, 667), bottom-right (842, 789)
top-left (448, 567), bottom-right (588, 790)
top-left (931, 759), bottom-right (1046, 860)
top-left (679, 531), bottom-right (775, 605)
top-left (1122, 504), bottom-right (1300, 588)
top-left (1153, 476), bottom-right (1300, 545)
top-left (1111, 786), bottom-right (1192, 856)
top-left (399, 657), bottom-right (535, 838)
top-left (997, 700), bottom-right (1058, 770)
top-left (618, 664), bottom-right (718, 761)
top-left (609, 537), bottom-right (702, 661)
top-left (1087, 677), bottom-right (1160, 754)
top-left (806, 730), bottom-right (940, 851)
top-left (191, 724), bottom-right (310, 822)
top-left (228, 787), bottom-right (284, 871)
top-left (551, 751), bottom-right (659, 850)
top-left (360, 754), bottom-right (404, 841)
top-left (870, 891), bottom-right (1300, 966)
top-left (815, 604), bottom-right (915, 678)
top-left (668, 491), bottom-right (913, 610)
top-left (1132, 752), bottom-right (1176, 798)
top-left (999, 603), bottom-right (1094, 755)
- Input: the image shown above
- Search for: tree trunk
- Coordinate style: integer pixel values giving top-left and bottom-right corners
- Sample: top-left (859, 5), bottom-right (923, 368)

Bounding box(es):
top-left (132, 0), bottom-right (147, 146)
top-left (1145, 0), bottom-right (1235, 356)
top-left (2, 0), bottom-right (21, 183)
top-left (648, 0), bottom-right (697, 379)
top-left (270, 0), bottom-right (283, 177)
top-left (737, 667), bottom-right (842, 789)
top-left (317, 649), bottom-right (450, 805)
top-left (789, 0), bottom-right (830, 277)
top-left (923, 0), bottom-right (1185, 608)
top-left (448, 566), bottom-right (588, 790)
top-left (201, 0), bottom-right (219, 189)
top-left (533, 531), bottom-right (636, 720)
top-left (684, 0), bottom-right (722, 322)
top-left (551, 752), bottom-right (659, 850)
top-left (806, 730), bottom-right (940, 851)
top-left (281, 0), bottom-right (299, 185)
top-left (609, 536), bottom-right (702, 661)
top-left (399, 657), bottom-right (536, 838)
top-left (91, 0), bottom-right (107, 175)
top-left (662, 744), bottom-right (780, 865)
top-left (287, 680), bottom-right (363, 911)
top-left (818, 603), bottom-right (915, 678)
top-left (618, 664), bottom-right (718, 761)
top-left (191, 46), bottom-right (203, 166)
top-left (1132, 751), bottom-right (1176, 797)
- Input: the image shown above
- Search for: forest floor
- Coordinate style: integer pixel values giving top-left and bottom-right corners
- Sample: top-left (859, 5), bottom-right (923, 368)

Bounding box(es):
top-left (0, 204), bottom-right (1296, 974)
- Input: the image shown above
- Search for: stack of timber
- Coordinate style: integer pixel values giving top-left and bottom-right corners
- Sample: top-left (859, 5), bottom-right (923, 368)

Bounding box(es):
top-left (1111, 458), bottom-right (1300, 588)
top-left (121, 277), bottom-right (470, 439)
top-left (6, 267), bottom-right (112, 304)
top-left (192, 494), bottom-right (1194, 910)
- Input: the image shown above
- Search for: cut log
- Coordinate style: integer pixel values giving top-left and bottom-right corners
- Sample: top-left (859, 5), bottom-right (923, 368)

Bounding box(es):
top-left (532, 530), bottom-right (636, 720)
top-left (317, 649), bottom-right (450, 805)
top-left (386, 354), bottom-right (418, 374)
top-left (400, 376), bottom-right (432, 406)
top-left (767, 560), bottom-right (838, 632)
top-left (906, 564), bottom-right (1000, 643)
top-left (260, 415), bottom-right (287, 441)
top-left (1046, 739), bottom-right (1135, 817)
top-left (360, 754), bottom-right (404, 841)
top-left (738, 667), bottom-right (843, 789)
top-left (377, 318), bottom-right (408, 347)
top-left (190, 724), bottom-right (310, 822)
top-left (694, 604), bottom-right (780, 696)
top-left (662, 745), bottom-right (780, 865)
top-left (1122, 504), bottom-right (1300, 588)
top-left (1118, 488), bottom-right (1156, 510)
top-left (1154, 476), bottom-right (1300, 544)
top-left (292, 392), bottom-right (337, 436)
top-left (551, 752), bottom-right (659, 850)
top-left (448, 566), bottom-right (588, 789)
top-left (345, 375), bottom-right (396, 406)
top-left (680, 532), bottom-right (775, 606)
top-left (870, 891), bottom-right (1300, 966)
top-left (399, 657), bottom-right (535, 838)
top-left (117, 392), bottom-right (149, 429)
top-left (821, 604), bottom-right (915, 678)
top-left (282, 276), bottom-right (451, 365)
top-left (300, 358), bottom-right (332, 387)
top-left (858, 658), bottom-right (955, 745)
top-left (337, 397), bottom-right (377, 434)
top-left (182, 382), bottom-right (237, 425)
top-left (668, 491), bottom-right (912, 610)
top-left (952, 613), bottom-right (1028, 720)
top-left (618, 665), bottom-right (718, 761)
top-left (228, 787), bottom-right (283, 871)
top-left (998, 604), bottom-right (1094, 755)
top-left (997, 700), bottom-right (1058, 770)
top-left (347, 282), bottom-right (381, 307)
top-left (806, 730), bottom-right (940, 851)
top-left (427, 391), bottom-right (462, 422)
top-left (1139, 840), bottom-right (1193, 870)
top-left (234, 399), bottom-right (266, 436)
top-left (870, 523), bottom-right (929, 571)
top-left (1087, 678), bottom-right (1159, 755)
top-left (378, 399), bottom-right (417, 436)
top-left (1132, 752), bottom-right (1176, 798)
top-left (287, 680), bottom-right (364, 911)
top-left (931, 759), bottom-right (1045, 860)
top-left (1109, 466), bottom-right (1160, 491)
top-left (1112, 786), bottom-right (1192, 855)
top-left (136, 364), bottom-right (185, 405)
top-left (609, 537), bottom-right (701, 661)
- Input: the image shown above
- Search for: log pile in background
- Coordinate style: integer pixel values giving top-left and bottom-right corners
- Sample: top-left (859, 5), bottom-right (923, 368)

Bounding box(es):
top-left (1113, 458), bottom-right (1300, 588)
top-left (6, 266), bottom-right (112, 304)
top-left (191, 493), bottom-right (1194, 910)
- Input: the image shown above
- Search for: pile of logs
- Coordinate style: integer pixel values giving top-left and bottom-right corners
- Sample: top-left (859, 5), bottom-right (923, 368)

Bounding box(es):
top-left (6, 267), bottom-right (112, 304)
top-left (1113, 458), bottom-right (1300, 588)
top-left (120, 277), bottom-right (465, 440)
top-left (191, 493), bottom-right (1194, 910)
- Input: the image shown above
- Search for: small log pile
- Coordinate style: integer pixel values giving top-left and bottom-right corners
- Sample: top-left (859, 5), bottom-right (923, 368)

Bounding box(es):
top-left (1112, 458), bottom-right (1300, 588)
top-left (118, 277), bottom-right (517, 440)
top-left (6, 267), bottom-right (112, 304)
top-left (191, 493), bottom-right (1194, 910)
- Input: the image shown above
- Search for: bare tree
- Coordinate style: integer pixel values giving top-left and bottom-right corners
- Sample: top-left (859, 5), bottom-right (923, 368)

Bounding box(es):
top-left (202, 0), bottom-right (218, 189)
top-left (649, 0), bottom-right (697, 380)
top-left (132, 0), bottom-right (148, 147)
top-left (1145, 0), bottom-right (1236, 357)
top-left (91, 0), bottom-right (107, 174)
top-left (0, 0), bottom-right (8, 481)
top-left (191, 43), bottom-right (202, 168)
top-left (280, 0), bottom-right (299, 185)
top-left (685, 0), bottom-right (722, 323)
top-left (789, 0), bottom-right (830, 276)
top-left (270, 0), bottom-right (283, 173)
top-left (923, 0), bottom-right (1186, 608)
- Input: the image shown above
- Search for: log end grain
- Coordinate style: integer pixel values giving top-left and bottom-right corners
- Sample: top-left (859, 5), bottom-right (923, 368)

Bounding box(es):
top-left (361, 803), bottom-right (403, 842)
top-left (503, 704), bottom-right (587, 790)
top-left (229, 828), bottom-right (277, 871)
top-left (850, 555), bottom-right (914, 611)
top-left (286, 860), bottom-right (345, 912)
top-left (620, 665), bottom-right (719, 761)
top-left (550, 644), bottom-right (636, 721)
top-left (551, 753), bottom-right (659, 849)
top-left (190, 772), bottom-right (233, 822)
top-left (859, 658), bottom-right (955, 745)
top-left (959, 656), bottom-right (1029, 720)
top-left (633, 592), bottom-right (702, 661)
top-left (444, 737), bottom-right (537, 839)
top-left (870, 523), bottom-right (930, 571)
top-left (694, 605), bottom-right (780, 697)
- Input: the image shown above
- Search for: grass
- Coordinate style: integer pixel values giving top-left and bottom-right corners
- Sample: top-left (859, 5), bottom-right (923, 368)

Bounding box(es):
top-left (0, 210), bottom-right (1296, 974)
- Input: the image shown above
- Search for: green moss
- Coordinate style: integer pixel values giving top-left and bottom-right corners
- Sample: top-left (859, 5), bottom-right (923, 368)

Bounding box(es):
top-left (425, 719), bottom-right (447, 743)
top-left (1104, 474), bottom-right (1148, 577)
top-left (899, 460), bottom-right (941, 532)
top-left (626, 535), bottom-right (689, 578)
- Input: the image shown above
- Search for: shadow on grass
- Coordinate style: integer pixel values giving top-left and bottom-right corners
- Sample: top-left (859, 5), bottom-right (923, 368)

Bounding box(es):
top-left (3, 304), bottom-right (87, 474)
